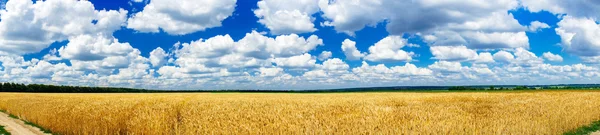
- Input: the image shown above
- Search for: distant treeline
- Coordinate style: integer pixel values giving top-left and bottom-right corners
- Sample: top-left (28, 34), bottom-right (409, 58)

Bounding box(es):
top-left (448, 86), bottom-right (530, 91)
top-left (0, 82), bottom-right (599, 93)
top-left (0, 82), bottom-right (152, 93)
top-left (447, 85), bottom-right (600, 91)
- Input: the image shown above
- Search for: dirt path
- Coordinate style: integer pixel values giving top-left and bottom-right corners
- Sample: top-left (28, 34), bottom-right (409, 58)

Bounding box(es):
top-left (0, 112), bottom-right (48, 135)
top-left (591, 131), bottom-right (600, 135)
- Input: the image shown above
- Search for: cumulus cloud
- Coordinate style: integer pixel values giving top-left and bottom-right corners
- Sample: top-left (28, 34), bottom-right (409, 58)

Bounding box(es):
top-left (491, 48), bottom-right (544, 67)
top-left (273, 53), bottom-right (317, 68)
top-left (364, 36), bottom-right (413, 62)
top-left (150, 47), bottom-right (168, 67)
top-left (430, 46), bottom-right (478, 61)
top-left (127, 0), bottom-right (237, 35)
top-left (555, 16), bottom-right (600, 57)
top-left (0, 0), bottom-right (127, 54)
top-left (340, 39), bottom-right (365, 60)
top-left (460, 31), bottom-right (529, 49)
top-left (520, 2), bottom-right (600, 62)
top-left (352, 61), bottom-right (433, 79)
top-left (317, 0), bottom-right (530, 50)
top-left (254, 0), bottom-right (319, 34)
top-left (521, 0), bottom-right (600, 19)
top-left (493, 50), bottom-right (515, 63)
top-left (429, 61), bottom-right (464, 73)
top-left (318, 51), bottom-right (332, 61)
top-left (258, 67), bottom-right (285, 77)
top-left (542, 52), bottom-right (564, 62)
top-left (154, 31), bottom-right (324, 83)
top-left (581, 56), bottom-right (600, 64)
top-left (320, 58), bottom-right (350, 71)
top-left (528, 21), bottom-right (550, 32)
top-left (474, 52), bottom-right (495, 63)
top-left (319, 0), bottom-right (519, 35)
top-left (513, 48), bottom-right (544, 67)
top-left (58, 34), bottom-right (134, 61)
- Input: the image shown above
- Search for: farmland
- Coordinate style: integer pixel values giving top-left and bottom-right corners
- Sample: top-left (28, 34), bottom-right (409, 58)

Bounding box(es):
top-left (0, 91), bottom-right (599, 134)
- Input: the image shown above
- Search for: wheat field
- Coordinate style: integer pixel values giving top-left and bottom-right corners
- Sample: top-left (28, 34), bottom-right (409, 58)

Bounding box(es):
top-left (0, 91), bottom-right (599, 134)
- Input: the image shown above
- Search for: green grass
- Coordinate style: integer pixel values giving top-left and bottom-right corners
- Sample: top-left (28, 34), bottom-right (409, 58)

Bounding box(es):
top-left (0, 125), bottom-right (10, 135)
top-left (564, 120), bottom-right (600, 135)
top-left (6, 114), bottom-right (17, 120)
top-left (23, 120), bottom-right (52, 134)
top-left (0, 110), bottom-right (15, 119)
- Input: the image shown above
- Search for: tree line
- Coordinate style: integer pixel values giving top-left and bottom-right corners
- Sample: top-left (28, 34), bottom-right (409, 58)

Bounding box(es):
top-left (0, 82), bottom-right (152, 93)
top-left (0, 82), bottom-right (598, 93)
top-left (448, 86), bottom-right (531, 91)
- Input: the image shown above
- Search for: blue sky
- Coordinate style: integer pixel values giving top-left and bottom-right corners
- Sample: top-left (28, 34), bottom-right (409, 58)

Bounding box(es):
top-left (1, 0), bottom-right (600, 90)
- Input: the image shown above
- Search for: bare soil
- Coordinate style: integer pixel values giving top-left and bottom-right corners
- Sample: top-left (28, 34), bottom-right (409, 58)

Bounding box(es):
top-left (0, 112), bottom-right (49, 135)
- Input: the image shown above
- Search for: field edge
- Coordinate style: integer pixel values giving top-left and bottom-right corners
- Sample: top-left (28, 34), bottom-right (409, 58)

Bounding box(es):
top-left (564, 120), bottom-right (600, 135)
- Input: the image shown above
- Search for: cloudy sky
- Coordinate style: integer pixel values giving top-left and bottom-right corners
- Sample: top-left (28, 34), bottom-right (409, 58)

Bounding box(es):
top-left (0, 0), bottom-right (600, 90)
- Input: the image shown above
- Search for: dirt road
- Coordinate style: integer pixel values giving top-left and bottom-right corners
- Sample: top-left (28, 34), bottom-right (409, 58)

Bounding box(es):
top-left (0, 112), bottom-right (47, 135)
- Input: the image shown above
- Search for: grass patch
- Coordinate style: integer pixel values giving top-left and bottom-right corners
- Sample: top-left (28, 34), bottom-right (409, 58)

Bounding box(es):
top-left (6, 114), bottom-right (17, 120)
top-left (23, 120), bottom-right (52, 134)
top-left (0, 125), bottom-right (10, 135)
top-left (564, 120), bottom-right (600, 135)
top-left (0, 110), bottom-right (18, 119)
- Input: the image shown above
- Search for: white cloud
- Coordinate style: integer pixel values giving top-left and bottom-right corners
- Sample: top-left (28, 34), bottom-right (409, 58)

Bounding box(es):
top-left (340, 39), bottom-right (365, 60)
top-left (528, 21), bottom-right (550, 32)
top-left (320, 58), bottom-right (349, 71)
top-left (236, 31), bottom-right (323, 58)
top-left (43, 49), bottom-right (62, 61)
top-left (263, 33), bottom-right (323, 57)
top-left (127, 0), bottom-right (237, 35)
top-left (301, 58), bottom-right (351, 83)
top-left (428, 61), bottom-right (498, 81)
top-left (273, 53), bottom-right (316, 68)
top-left (474, 52), bottom-right (495, 63)
top-left (0, 0), bottom-right (127, 54)
top-left (217, 53), bottom-right (270, 69)
top-left (429, 61), bottom-right (463, 73)
top-left (423, 30), bottom-right (529, 49)
top-left (176, 35), bottom-right (236, 59)
top-left (445, 12), bottom-right (525, 32)
top-left (513, 48), bottom-right (544, 67)
top-left (460, 31), bottom-right (529, 49)
top-left (254, 0), bottom-right (319, 34)
top-left (58, 34), bottom-right (134, 61)
top-left (389, 63), bottom-right (433, 76)
top-left (353, 62), bottom-right (433, 78)
top-left (364, 36), bottom-right (413, 62)
top-left (319, 0), bottom-right (519, 35)
top-left (555, 16), bottom-right (600, 57)
top-left (493, 50), bottom-right (515, 63)
top-left (161, 31), bottom-right (323, 82)
top-left (542, 52), bottom-right (564, 62)
top-left (258, 67), bottom-right (285, 77)
top-left (70, 49), bottom-right (147, 73)
top-left (318, 0), bottom-right (529, 50)
top-left (430, 46), bottom-right (478, 61)
top-left (150, 47), bottom-right (168, 67)
top-left (175, 31), bottom-right (322, 63)
top-left (581, 56), bottom-right (600, 64)
top-left (318, 51), bottom-right (332, 61)
top-left (521, 0), bottom-right (600, 19)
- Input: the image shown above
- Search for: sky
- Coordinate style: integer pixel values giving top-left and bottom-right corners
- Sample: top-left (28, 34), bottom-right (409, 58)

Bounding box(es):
top-left (0, 0), bottom-right (600, 90)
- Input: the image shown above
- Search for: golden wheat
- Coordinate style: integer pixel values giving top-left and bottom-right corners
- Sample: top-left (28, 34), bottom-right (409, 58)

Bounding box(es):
top-left (0, 91), bottom-right (599, 134)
